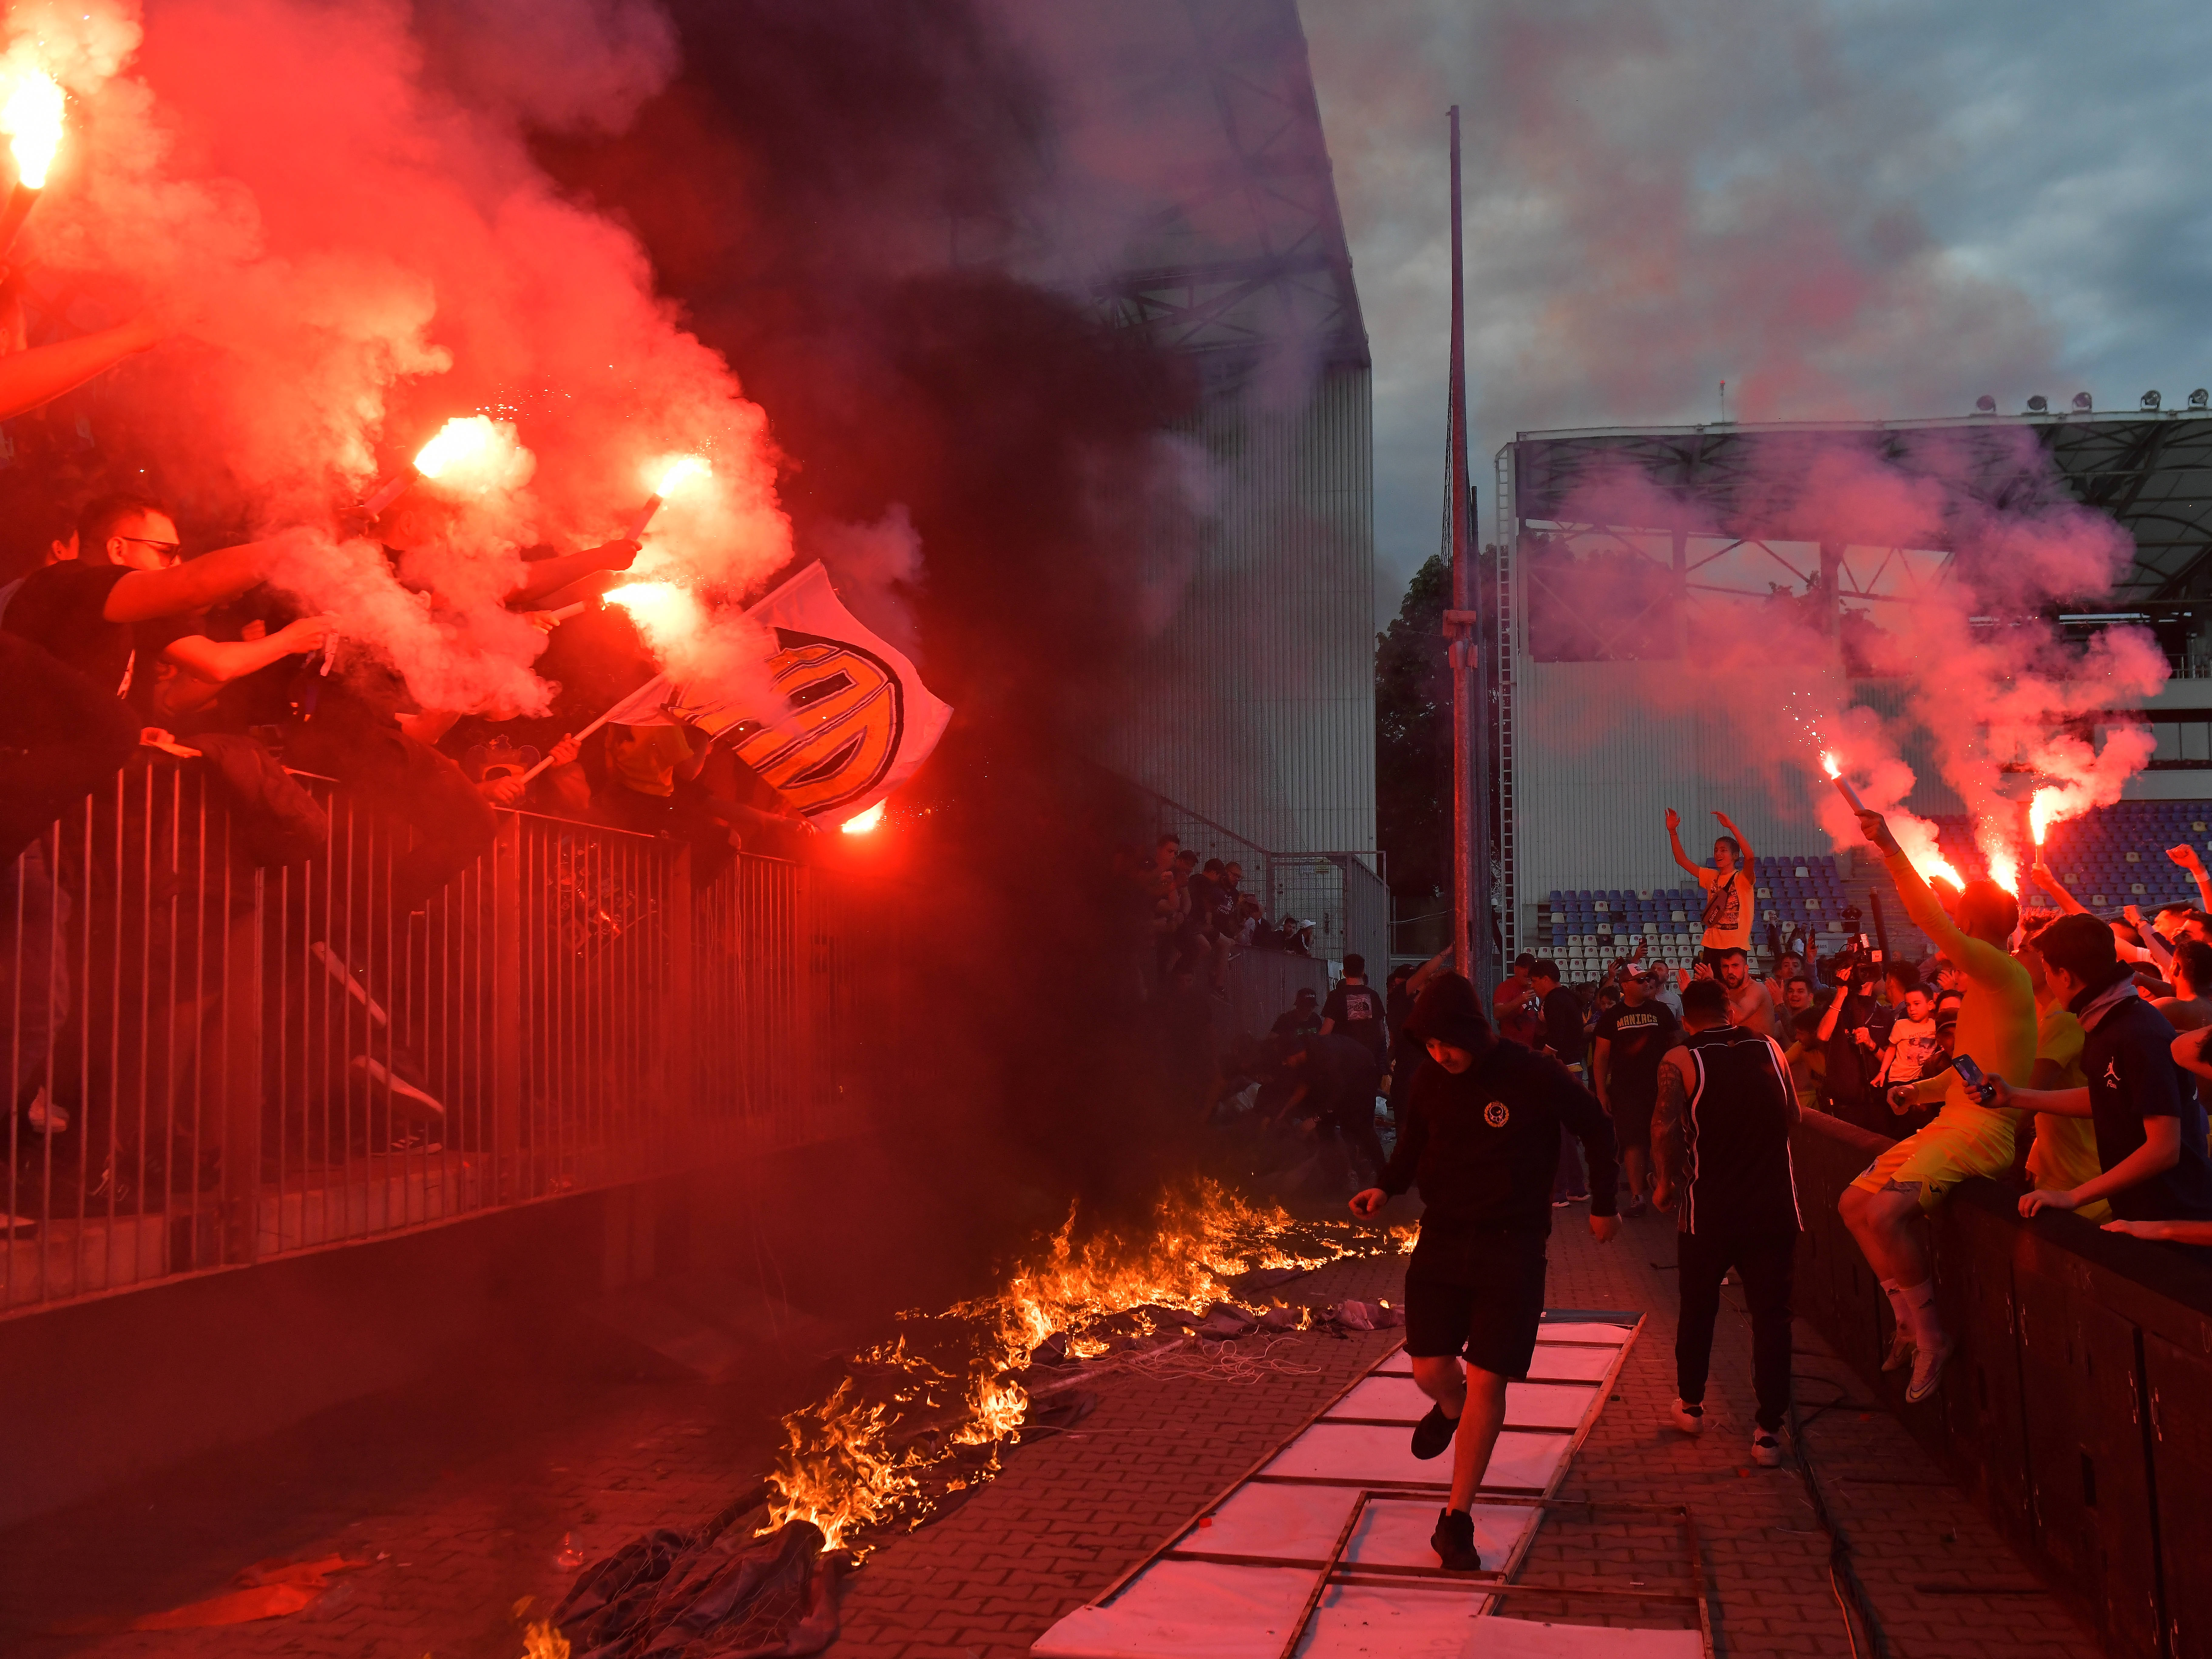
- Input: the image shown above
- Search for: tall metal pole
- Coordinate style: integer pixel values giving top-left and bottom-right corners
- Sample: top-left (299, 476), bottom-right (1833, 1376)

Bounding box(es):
top-left (1443, 106), bottom-right (1494, 996)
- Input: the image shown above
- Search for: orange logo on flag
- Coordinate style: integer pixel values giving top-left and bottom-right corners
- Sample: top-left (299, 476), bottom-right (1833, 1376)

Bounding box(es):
top-left (729, 629), bottom-right (906, 815)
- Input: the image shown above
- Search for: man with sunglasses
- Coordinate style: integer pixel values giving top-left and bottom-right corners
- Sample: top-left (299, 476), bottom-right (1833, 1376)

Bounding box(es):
top-left (6, 494), bottom-right (309, 708)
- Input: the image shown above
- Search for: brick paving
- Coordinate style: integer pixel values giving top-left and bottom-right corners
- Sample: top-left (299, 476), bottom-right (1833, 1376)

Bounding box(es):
top-left (1, 1204), bottom-right (2098, 1659)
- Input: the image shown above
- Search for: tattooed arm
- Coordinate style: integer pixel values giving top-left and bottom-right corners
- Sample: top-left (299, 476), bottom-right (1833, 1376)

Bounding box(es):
top-left (1651, 1049), bottom-right (1691, 1212)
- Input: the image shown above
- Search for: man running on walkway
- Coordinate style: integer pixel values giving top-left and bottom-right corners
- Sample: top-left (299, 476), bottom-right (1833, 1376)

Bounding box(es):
top-left (1351, 972), bottom-right (1620, 1573)
top-left (1838, 807), bottom-right (2035, 1403)
top-left (1653, 978), bottom-right (1802, 1465)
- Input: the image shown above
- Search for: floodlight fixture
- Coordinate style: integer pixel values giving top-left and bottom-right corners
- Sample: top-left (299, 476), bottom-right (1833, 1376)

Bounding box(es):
top-left (2072, 391), bottom-right (2093, 411)
top-left (2026, 395), bottom-right (2049, 413)
top-left (2192, 388), bottom-right (2210, 410)
top-left (2143, 390), bottom-right (2163, 411)
top-left (1975, 394), bottom-right (1996, 413)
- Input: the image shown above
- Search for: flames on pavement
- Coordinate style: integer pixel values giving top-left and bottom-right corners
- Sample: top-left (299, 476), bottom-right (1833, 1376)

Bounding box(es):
top-left (760, 1179), bottom-right (1411, 1554)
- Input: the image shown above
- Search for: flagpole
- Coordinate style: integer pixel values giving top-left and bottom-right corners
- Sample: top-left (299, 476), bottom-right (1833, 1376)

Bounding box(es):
top-left (1441, 105), bottom-right (1493, 996)
top-left (517, 673), bottom-right (670, 781)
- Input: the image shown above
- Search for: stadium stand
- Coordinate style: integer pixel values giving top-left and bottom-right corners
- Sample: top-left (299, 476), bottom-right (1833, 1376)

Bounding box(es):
top-left (1537, 800), bottom-right (2212, 982)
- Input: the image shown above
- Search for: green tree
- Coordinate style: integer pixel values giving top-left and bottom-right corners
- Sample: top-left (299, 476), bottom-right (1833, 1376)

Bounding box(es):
top-left (1376, 553), bottom-right (1452, 910)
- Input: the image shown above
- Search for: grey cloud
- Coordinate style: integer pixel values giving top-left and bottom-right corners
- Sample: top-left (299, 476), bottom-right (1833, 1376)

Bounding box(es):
top-left (1306, 0), bottom-right (2212, 620)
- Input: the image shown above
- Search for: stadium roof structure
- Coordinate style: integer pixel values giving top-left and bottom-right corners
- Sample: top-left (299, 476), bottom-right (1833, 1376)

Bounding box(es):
top-left (1500, 409), bottom-right (2212, 606)
top-left (976, 0), bottom-right (1368, 384)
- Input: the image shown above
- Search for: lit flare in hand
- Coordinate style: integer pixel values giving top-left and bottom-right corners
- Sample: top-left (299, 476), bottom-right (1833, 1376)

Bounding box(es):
top-left (627, 455), bottom-right (711, 539)
top-left (840, 801), bottom-right (886, 835)
top-left (2029, 790), bottom-right (2056, 848)
top-left (359, 415), bottom-right (532, 516)
top-left (2, 68), bottom-right (62, 188)
top-left (1820, 751), bottom-right (1868, 813)
top-left (0, 68), bottom-right (63, 261)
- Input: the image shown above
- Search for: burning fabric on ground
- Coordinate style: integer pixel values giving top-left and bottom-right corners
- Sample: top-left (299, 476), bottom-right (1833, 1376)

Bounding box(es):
top-left (541, 1181), bottom-right (1409, 1657)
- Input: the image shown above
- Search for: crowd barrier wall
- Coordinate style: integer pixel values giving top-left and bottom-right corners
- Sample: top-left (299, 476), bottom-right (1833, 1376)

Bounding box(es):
top-left (2, 757), bottom-right (900, 1319)
top-left (1794, 1110), bottom-right (2212, 1659)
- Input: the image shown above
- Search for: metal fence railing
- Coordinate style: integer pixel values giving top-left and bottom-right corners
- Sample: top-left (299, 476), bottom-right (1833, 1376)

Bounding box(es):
top-left (2, 756), bottom-right (890, 1318)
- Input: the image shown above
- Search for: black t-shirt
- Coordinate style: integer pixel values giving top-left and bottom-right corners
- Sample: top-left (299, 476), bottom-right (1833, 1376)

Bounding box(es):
top-left (1184, 873), bottom-right (1222, 935)
top-left (6, 563), bottom-right (135, 697)
top-left (1539, 985), bottom-right (1585, 1068)
top-left (1273, 1007), bottom-right (1323, 1040)
top-left (1592, 999), bottom-right (1681, 1107)
top-left (1822, 994), bottom-right (1888, 1109)
top-left (1323, 979), bottom-right (1387, 1059)
top-left (2081, 993), bottom-right (2212, 1225)
top-left (1381, 1036), bottom-right (1619, 1233)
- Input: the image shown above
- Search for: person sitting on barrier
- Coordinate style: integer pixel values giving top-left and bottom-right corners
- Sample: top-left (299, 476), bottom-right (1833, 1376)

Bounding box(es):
top-left (1350, 971), bottom-right (1618, 1574)
top-left (1652, 977), bottom-right (1802, 1466)
top-left (1987, 915), bottom-right (2212, 1256)
top-left (1839, 805), bottom-right (2036, 1405)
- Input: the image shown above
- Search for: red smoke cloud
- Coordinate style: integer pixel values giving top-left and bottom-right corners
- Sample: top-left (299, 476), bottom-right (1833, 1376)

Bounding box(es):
top-left (8, 0), bottom-right (792, 713)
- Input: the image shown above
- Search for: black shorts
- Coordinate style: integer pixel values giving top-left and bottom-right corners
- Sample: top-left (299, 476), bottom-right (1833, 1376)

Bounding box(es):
top-left (1402, 1226), bottom-right (1549, 1377)
top-left (1610, 1090), bottom-right (1656, 1153)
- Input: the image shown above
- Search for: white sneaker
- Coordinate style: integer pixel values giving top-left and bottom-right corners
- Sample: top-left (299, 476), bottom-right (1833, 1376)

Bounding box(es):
top-left (1670, 1398), bottom-right (1705, 1434)
top-left (1880, 1324), bottom-right (1915, 1373)
top-left (1905, 1338), bottom-right (1954, 1404)
top-left (1750, 1428), bottom-right (1785, 1467)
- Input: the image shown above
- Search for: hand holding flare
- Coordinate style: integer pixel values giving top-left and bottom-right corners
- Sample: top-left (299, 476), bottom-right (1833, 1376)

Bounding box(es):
top-left (1821, 751), bottom-right (1867, 813)
top-left (627, 456), bottom-right (710, 540)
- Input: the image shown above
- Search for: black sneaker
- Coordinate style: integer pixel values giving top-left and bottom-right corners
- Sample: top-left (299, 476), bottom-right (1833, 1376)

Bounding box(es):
top-left (1410, 1402), bottom-right (1460, 1460)
top-left (1431, 1507), bottom-right (1481, 1572)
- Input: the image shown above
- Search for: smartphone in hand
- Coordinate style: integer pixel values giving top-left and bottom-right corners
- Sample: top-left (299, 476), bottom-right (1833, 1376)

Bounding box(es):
top-left (1951, 1053), bottom-right (1993, 1105)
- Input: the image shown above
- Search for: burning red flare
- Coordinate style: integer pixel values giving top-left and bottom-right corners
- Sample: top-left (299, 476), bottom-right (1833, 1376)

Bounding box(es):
top-left (2, 69), bottom-right (63, 190)
top-left (840, 801), bottom-right (886, 835)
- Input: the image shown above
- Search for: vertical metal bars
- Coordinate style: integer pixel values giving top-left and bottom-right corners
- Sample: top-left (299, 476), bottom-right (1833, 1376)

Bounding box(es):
top-left (2, 771), bottom-right (879, 1319)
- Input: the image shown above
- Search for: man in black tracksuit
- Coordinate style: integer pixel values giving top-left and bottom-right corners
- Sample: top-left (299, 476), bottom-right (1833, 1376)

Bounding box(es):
top-left (1352, 971), bottom-right (1620, 1573)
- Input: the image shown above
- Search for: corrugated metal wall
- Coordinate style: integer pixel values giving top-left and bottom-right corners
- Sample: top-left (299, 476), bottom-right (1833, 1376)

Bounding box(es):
top-left (1105, 363), bottom-right (1377, 858)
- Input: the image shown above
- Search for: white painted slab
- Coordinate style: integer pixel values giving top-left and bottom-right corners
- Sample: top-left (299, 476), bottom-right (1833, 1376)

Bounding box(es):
top-left (1260, 1424), bottom-right (1565, 1491)
top-left (1328, 1375), bottom-right (1598, 1432)
top-left (1031, 1313), bottom-right (1665, 1659)
top-left (1030, 1560), bottom-right (1313, 1659)
top-left (1298, 1583), bottom-right (1493, 1657)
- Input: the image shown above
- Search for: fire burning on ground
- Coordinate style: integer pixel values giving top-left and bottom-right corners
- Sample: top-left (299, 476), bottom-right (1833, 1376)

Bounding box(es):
top-left (758, 1180), bottom-right (1411, 1555)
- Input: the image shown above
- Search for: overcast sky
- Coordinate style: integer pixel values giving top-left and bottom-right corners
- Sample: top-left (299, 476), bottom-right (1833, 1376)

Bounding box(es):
top-left (1300, 0), bottom-right (2212, 623)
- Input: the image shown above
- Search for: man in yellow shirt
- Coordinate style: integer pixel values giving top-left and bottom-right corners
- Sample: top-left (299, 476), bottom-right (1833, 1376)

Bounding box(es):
top-left (1838, 808), bottom-right (2036, 1404)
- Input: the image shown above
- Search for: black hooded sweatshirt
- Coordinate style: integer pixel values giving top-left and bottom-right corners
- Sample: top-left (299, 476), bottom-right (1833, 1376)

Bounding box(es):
top-left (1381, 972), bottom-right (1619, 1235)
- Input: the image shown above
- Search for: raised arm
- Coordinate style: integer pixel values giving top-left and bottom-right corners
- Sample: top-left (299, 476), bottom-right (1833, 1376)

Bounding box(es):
top-left (506, 539), bottom-right (640, 607)
top-left (0, 315), bottom-right (165, 423)
top-left (1855, 809), bottom-right (1995, 979)
top-left (2170, 844), bottom-right (2212, 914)
top-left (1816, 981), bottom-right (1851, 1043)
top-left (2030, 860), bottom-right (2090, 917)
top-left (1665, 807), bottom-right (1700, 877)
top-left (102, 542), bottom-right (281, 624)
top-left (1651, 1051), bottom-right (1689, 1207)
top-left (161, 615), bottom-right (334, 687)
top-left (1715, 809), bottom-right (1753, 870)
